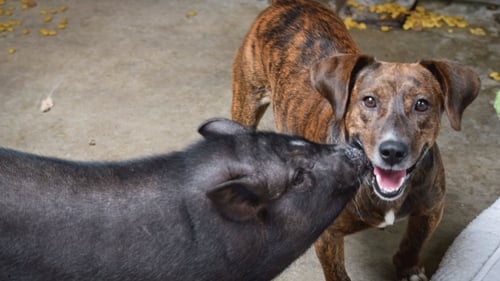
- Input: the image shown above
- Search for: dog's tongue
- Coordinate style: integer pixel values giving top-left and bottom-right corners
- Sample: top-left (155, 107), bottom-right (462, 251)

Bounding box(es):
top-left (374, 167), bottom-right (406, 191)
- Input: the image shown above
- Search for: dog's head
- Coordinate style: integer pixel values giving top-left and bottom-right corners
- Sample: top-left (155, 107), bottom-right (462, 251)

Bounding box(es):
top-left (311, 54), bottom-right (480, 201)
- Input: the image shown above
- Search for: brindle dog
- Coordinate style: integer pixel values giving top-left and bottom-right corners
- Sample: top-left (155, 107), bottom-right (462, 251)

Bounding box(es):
top-left (231, 0), bottom-right (481, 280)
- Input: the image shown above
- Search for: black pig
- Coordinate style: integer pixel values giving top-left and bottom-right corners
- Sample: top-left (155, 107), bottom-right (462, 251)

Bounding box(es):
top-left (0, 118), bottom-right (367, 281)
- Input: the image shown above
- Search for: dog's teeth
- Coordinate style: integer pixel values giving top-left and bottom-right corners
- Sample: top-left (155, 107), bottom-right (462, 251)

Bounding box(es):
top-left (374, 167), bottom-right (406, 192)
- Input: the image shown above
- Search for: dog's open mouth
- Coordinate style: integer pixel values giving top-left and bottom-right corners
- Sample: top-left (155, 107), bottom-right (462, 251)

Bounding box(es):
top-left (371, 167), bottom-right (409, 201)
top-left (351, 137), bottom-right (427, 201)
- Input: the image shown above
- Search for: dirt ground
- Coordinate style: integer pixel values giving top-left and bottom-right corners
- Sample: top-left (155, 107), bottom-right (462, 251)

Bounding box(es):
top-left (1, 0), bottom-right (499, 280)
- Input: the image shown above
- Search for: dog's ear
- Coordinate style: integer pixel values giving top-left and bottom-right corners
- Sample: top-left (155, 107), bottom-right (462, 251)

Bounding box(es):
top-left (207, 179), bottom-right (268, 222)
top-left (198, 118), bottom-right (252, 138)
top-left (310, 54), bottom-right (375, 120)
top-left (419, 60), bottom-right (481, 131)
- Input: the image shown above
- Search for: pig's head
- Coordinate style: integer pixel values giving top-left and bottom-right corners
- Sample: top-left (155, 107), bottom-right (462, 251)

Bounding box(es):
top-left (197, 118), bottom-right (368, 276)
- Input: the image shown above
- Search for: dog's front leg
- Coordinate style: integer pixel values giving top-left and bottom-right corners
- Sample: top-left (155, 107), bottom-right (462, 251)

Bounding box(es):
top-left (315, 230), bottom-right (351, 281)
top-left (392, 205), bottom-right (444, 281)
top-left (315, 207), bottom-right (372, 281)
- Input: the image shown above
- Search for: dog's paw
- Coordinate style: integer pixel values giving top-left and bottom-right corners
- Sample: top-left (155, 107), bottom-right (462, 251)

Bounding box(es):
top-left (399, 266), bottom-right (428, 281)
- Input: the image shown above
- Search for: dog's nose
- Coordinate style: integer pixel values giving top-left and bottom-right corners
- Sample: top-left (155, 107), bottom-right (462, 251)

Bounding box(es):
top-left (379, 140), bottom-right (408, 166)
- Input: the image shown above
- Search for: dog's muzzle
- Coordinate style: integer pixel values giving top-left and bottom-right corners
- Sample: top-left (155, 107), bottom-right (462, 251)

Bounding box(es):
top-left (352, 137), bottom-right (429, 201)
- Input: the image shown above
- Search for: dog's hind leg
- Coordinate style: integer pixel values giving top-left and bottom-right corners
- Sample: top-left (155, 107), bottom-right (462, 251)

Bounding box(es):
top-left (231, 53), bottom-right (270, 129)
top-left (231, 84), bottom-right (270, 129)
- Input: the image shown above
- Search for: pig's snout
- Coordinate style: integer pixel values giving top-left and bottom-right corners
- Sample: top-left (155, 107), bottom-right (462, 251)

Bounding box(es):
top-left (335, 143), bottom-right (370, 179)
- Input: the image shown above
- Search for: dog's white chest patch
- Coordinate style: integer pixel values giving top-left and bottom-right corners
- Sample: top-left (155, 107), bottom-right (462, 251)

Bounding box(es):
top-left (377, 209), bottom-right (395, 228)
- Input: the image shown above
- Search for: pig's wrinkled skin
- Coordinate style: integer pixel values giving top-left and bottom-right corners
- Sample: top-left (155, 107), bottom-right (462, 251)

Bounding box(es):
top-left (0, 118), bottom-right (367, 281)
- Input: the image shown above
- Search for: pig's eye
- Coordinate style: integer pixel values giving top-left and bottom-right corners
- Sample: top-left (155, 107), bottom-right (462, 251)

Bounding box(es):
top-left (291, 168), bottom-right (313, 192)
top-left (292, 168), bottom-right (305, 186)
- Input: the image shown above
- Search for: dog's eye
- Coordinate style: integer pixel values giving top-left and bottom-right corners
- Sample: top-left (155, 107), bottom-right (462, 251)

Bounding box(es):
top-left (363, 96), bottom-right (377, 108)
top-left (415, 99), bottom-right (430, 112)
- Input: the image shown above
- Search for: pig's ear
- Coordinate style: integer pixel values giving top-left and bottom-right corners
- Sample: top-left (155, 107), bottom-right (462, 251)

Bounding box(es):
top-left (207, 179), bottom-right (267, 222)
top-left (198, 118), bottom-right (252, 138)
top-left (419, 60), bottom-right (480, 131)
top-left (311, 54), bottom-right (375, 120)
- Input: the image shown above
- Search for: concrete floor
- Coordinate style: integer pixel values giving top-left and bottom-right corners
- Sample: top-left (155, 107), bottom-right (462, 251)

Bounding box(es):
top-left (1, 0), bottom-right (499, 280)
